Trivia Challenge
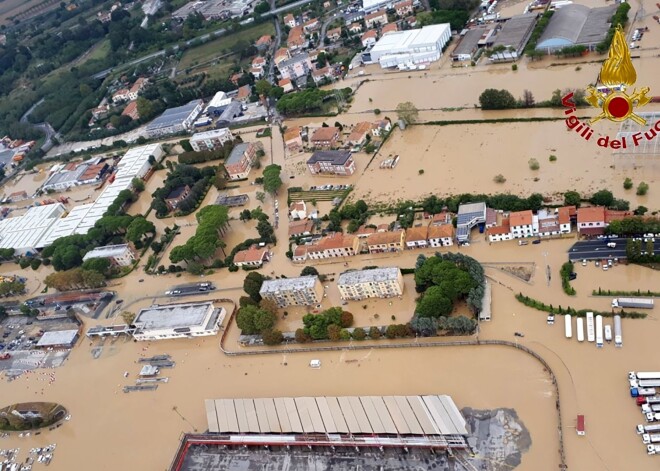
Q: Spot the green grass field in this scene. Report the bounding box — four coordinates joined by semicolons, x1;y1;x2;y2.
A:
178;23;275;70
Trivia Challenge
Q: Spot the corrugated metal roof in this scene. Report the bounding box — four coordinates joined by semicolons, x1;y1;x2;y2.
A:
205;400;219;433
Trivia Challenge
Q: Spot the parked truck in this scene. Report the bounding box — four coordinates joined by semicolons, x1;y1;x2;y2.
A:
576;317;584;342
642;403;660;414
605;324;612;342
647;444;660;455
614;315;622;347
564;314;572;338
630;372;660;381
595;315;604;348
632;387;657;397
586;312;595;342
646;412;660;422
640;380;660;388
643;433;660;444
612;298;654;309
637;423;660;434
637;395;660;405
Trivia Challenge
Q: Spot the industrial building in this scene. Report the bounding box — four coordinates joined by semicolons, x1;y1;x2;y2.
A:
452;27;495;61
146;100;204;138
0;204;66;256
489;14;537;61
36;330;79;348
259;276;323;308
82;244;136;267
337;267;403;301
366;24;451;68
204;91;233;115
362;0;396;12
202;394;468;444
535;4;617;53
190;128;234;152
132;301;225;341
41;161;109;192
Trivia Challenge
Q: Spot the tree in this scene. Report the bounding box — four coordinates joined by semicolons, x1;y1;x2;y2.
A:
351;328;366;340
256;191;265;203
624;177;633;190
257;219;275;242
385;325;398;339
369;326;381;339
395;102;419;125
564;190;581;207
634;205;648;216
243;271;266;302
126;217;155;243
479;88;517;110
410;316;439;336
131;177;145;192
236;305;276;334
416;286;453;318
295;328;311;343
259;298;279;315
121;311;136;325
300;266;319;277
637;182;649;196
590;189;614;207
327;324;342;341
81;257;111;275
262;164;282;194
262;328;283;345
522;89;535;108
340;311;354;327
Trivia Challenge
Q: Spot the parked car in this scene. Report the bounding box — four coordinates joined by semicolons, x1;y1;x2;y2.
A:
532;239;541;244
569;273;577;280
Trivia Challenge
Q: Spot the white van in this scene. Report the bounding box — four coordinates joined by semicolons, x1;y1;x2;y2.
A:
309;360;321;368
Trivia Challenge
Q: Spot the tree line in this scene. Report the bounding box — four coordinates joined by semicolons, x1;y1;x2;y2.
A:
151;164;215;217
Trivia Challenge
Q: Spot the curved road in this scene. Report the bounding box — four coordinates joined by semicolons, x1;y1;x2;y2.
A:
20;98;61;152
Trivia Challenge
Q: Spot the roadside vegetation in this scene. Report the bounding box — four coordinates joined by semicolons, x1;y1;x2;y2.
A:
515;293;647;318
593;288;660;297
559;261;576;296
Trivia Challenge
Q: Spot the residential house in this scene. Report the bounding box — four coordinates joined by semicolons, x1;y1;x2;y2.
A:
259;276;323;308
395;0;413;16
405;226;428;249
509;210;535;238
487;218;513;242
486;207;498;228
164;185;190;211
279;78;294;94
255;35;272;49
365;10;388;29
327;27;342;41
381;23;398;35
284;13;297;28
356;225;376;238
287;26;305;51
82;244;136;267
236;85;251;102
230;72;244;85
367;230;405;253
251;56;266;79
428;224;454;247
303;18;320;33
122;101;140;120
233;245;271;268
558;206;576;233
337;267;403;301
406;16;417;27
283;126;303;153
112;88;131;104
577;206;606;235
376;223;390;232
91;104;110;120
274;48;291;66
361;30;378;47
371;119;392;137
306;233;359;260
289;220;315;238
536;209;561;237
292;245;309;262
347;122;373;147
289;201;307;220
310;126;340;148
307;150;355;175
127;77;147;101
430;211;451;226
278;53;313;81
311;66;333;83
190;127;234;152
349;22;363;34
225;142;257;180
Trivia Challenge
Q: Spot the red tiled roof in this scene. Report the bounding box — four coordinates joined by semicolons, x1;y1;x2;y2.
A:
605;209;633;223
310;232;356;252
347;122;372;142
509;210;533;227
557;206;574;225
487;218;511;235
234;246;268;264
289;220;314;236
428;224;454;239
405;226;428;242
311;127;339;142
577;206;605;224
367;230;403;245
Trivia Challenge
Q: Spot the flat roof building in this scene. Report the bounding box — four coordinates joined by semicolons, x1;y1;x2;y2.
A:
82;243;136;267
36;329;79;348
489;14;537;61
132;301;225;341
452;27;494;61
307;150;356;176
536;4;616;53
259;276;323;308
146;100;203;138
456;202;487;242
0;203;65;256
204;91;233;115
338;267;403;301
367;24;451;68
190;128;234;152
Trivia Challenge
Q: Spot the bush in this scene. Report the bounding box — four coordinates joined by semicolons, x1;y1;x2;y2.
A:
637;182;649;196
493;174;506;183
351;328;366;340
369;326;382;339
418;169;424;175
512;64;518;71
30;259;42;270
559;261;576;296
528;158;540;170
549;155;557;162
374;108;381;115
623;177;633;190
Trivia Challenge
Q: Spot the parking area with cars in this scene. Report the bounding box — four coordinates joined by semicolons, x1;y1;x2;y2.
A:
165;282;216;297
568;236;660;261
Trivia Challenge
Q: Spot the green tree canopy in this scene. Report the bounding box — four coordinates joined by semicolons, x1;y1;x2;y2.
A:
479;89;517;110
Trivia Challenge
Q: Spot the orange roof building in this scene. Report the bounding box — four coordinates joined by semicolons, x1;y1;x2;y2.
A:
428;224;454;247
307;233;359;259
405;226;428;248
233;245;270;267
367;230;405;253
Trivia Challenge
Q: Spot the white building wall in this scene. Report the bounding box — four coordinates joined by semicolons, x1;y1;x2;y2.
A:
428;237;453;247
488;232;513;242
560;222;571;233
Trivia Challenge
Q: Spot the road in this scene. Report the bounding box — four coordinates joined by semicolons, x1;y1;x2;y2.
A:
20;98;62;151
165;282;216;297
264;0;315;17
567;237;660;261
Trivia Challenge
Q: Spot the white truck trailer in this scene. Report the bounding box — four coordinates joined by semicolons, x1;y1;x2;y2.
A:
614;315;622;347
595;315;604;348
586;311;595;342
564;314;572;338
643;433;660;444
648;444;660;455
640;380;660;388
637;423;660;434
576;317;584;342
612;298;654;309
631;372;660;381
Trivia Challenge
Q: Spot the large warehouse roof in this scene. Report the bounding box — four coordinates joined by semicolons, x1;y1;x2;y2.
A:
0;204;65;253
146;100;202;132
491;14;537;53
370;24;450;55
205;395;468;436
537;4;616;48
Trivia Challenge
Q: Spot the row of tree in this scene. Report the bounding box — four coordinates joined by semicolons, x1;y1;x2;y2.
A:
608;217;660;237
177;140;238;165
44;267;106;291
169;205;230;265
301;307;354;340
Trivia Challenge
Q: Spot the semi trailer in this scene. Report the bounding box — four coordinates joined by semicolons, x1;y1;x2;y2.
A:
614;315;622;347
595;315;604;348
576;317;584;342
637;423;660;434
565;314;572;338
612;298;654;309
586;312;595;342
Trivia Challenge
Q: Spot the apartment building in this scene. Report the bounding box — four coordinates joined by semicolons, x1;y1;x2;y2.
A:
509;210;535;238
306;233;359;260
367;230;405;253
259;276;323;308
225;142;257;180
337;267;403;301
428;224;454;247
307;150;355;175
190;128;234;152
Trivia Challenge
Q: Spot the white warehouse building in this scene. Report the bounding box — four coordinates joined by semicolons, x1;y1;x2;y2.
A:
132;301;225;341
367;24;451;68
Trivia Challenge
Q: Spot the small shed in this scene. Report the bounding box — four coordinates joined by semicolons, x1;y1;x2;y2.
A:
576;414;585;435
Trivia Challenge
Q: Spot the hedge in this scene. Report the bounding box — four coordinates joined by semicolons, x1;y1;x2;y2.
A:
515;293;646;318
